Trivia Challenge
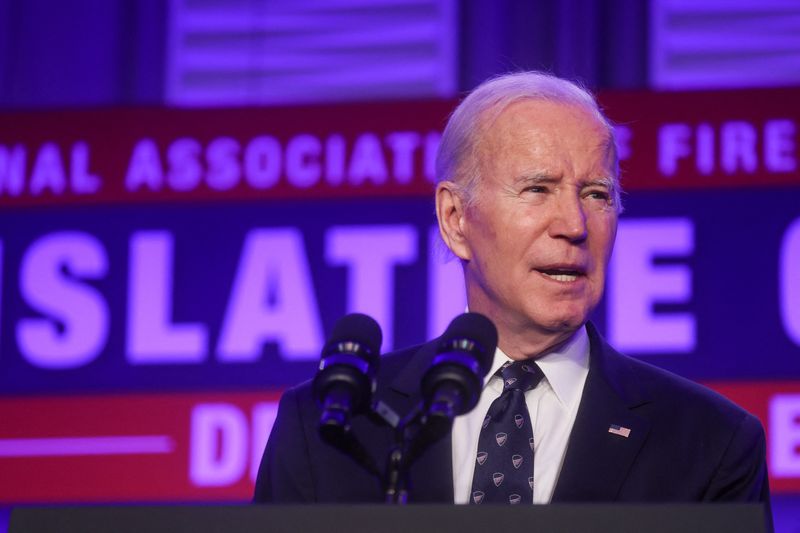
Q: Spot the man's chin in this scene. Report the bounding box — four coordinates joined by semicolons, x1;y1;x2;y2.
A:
530;311;588;335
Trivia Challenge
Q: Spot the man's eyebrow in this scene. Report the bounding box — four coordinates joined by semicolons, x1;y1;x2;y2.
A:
581;177;615;189
513;173;558;185
514;175;616;189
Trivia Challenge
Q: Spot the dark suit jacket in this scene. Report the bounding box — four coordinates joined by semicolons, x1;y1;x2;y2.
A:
254;323;771;525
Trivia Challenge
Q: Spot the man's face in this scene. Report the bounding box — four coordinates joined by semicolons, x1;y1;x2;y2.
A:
454;99;618;347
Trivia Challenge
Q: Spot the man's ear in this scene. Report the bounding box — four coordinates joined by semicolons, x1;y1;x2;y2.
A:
435;181;472;261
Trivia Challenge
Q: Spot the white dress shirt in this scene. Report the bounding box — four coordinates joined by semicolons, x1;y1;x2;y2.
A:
451;326;590;504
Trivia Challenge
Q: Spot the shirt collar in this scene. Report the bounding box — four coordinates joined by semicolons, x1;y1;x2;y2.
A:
486;325;590;410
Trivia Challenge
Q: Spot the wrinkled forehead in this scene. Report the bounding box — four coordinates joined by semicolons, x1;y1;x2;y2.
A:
474;98;618;174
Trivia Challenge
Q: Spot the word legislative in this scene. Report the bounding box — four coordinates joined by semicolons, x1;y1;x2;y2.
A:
2;217;799;371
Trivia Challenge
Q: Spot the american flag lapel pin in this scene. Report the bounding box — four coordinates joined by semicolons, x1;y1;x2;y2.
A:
608;424;631;438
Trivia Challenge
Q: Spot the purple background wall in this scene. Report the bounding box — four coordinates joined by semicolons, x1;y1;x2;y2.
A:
0;1;798;531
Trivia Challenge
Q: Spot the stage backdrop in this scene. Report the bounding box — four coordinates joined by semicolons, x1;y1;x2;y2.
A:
1;88;799;507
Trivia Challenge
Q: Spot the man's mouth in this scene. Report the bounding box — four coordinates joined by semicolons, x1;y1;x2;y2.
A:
536;267;586;282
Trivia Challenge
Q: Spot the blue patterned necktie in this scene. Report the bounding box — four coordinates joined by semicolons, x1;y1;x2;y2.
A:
470;360;544;504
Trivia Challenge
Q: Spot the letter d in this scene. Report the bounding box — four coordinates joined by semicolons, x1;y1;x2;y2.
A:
189;404;248;487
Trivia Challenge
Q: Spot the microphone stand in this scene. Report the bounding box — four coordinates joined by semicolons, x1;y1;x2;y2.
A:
318;374;475;504
384;427;409;504
383;403;454;504
317;401;437;504
320;399;437;504
382;404;421;504
318;379;467;504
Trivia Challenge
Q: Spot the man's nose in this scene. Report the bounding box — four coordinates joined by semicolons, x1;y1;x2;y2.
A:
547;192;588;242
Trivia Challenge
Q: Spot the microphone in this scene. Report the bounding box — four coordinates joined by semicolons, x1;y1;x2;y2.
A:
312;313;382;437
421;312;497;423
404;312;497;468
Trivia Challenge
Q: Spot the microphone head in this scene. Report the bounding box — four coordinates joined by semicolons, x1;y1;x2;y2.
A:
313;313;383;427
323;313;383;362
437;312;497;377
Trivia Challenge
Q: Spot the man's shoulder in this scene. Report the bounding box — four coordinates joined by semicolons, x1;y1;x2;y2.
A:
629;353;749;419
588;324;757;428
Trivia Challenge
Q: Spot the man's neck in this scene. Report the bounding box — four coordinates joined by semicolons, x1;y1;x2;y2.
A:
498;327;582;361
476;308;583;360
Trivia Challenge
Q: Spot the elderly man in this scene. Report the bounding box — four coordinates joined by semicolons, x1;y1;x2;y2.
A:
254;72;771;520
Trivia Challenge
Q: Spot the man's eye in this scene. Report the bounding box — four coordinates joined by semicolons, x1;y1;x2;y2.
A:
586;190;610;201
524;186;547;194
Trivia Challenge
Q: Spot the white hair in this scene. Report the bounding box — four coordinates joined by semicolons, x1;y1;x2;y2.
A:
435;71;622;211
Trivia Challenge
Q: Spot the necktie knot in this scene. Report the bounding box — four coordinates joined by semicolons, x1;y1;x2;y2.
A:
500;360;544;393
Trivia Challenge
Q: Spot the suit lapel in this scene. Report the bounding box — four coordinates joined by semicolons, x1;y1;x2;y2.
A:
372;341;455;503
552;323;651;502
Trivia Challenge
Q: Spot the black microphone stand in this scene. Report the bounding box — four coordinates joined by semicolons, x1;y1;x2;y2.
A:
383;398;459;504
318;400;435;504
384;428;409;504
383;404;423;504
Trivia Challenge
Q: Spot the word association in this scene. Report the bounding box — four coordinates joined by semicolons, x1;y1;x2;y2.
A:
0;131;442;198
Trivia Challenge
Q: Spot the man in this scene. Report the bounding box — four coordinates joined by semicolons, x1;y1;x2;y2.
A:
254;72;771;523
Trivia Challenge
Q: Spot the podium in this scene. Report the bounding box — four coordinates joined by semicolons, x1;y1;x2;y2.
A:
9;504;766;533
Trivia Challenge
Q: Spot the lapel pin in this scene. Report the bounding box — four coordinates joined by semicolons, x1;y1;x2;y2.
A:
608;424;631;438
